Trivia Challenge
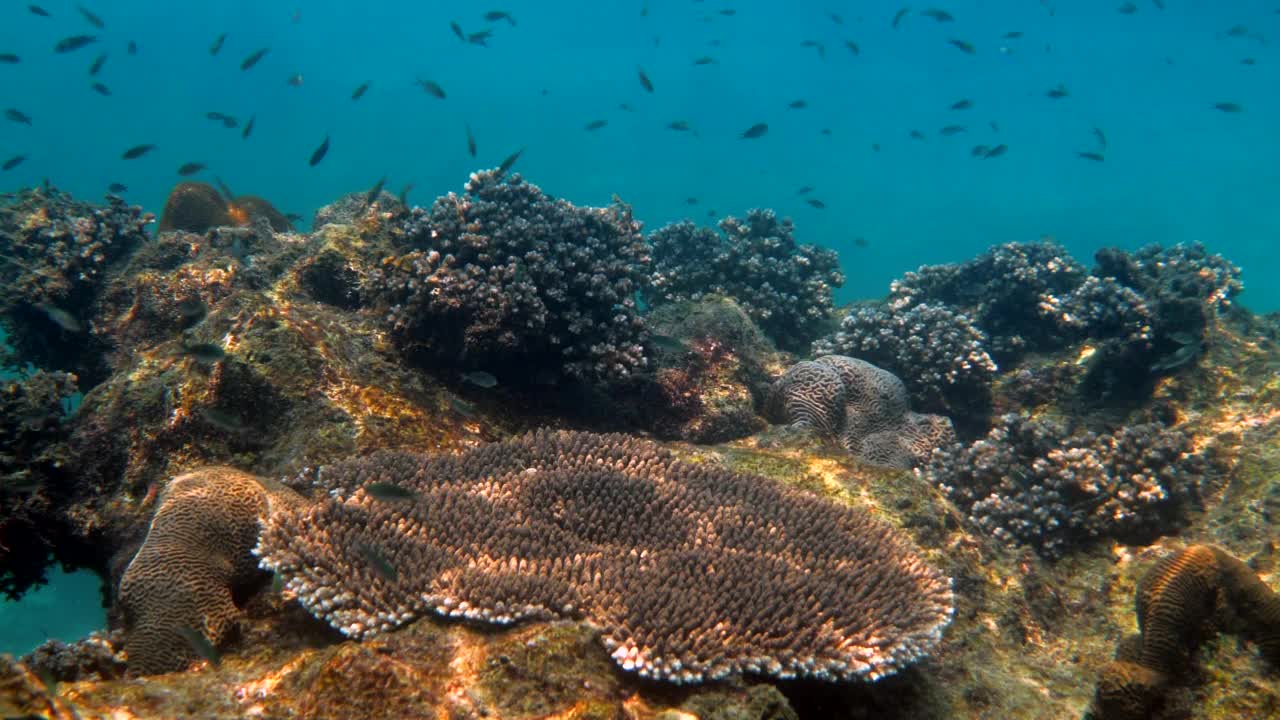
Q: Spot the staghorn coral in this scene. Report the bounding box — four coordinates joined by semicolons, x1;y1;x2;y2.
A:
927;414;1206;559
370;170;650;384
256;430;954;683
644;211;844;352
1090;544;1280;720
765;355;956;468
118;466;298;674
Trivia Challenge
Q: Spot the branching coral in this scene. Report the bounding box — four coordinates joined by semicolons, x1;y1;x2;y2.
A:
644;211;844;352
256;430;954;683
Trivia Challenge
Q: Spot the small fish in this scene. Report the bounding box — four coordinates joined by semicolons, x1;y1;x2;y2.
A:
241;114;255;139
584;119;608;131
740;122;768;139
209;33;227;56
693;55;717;65
286;73;304;87
1241;57;1256;65
351;82;370;101
909;129;926;140
0;54;19;64
1076;151;1105;162
175;626;221;668
1092;125;1107;150
198;407;245;433
90;82;111;95
854;236;869;248
417;78;446;98
950;98;972;110
54;35;98;53
667;120;692;132
484;10;516;25
356;543;397;581
29;5;51;17
1003;31;1023;39
309;134;330;166
970;144;989;157
650;334;688;353
1212;101;1242;113
989;120;1000;132
240;47;269;71
221;115;238;129
365;175;387;205
618;102;636;112
1047;84;1069;99
468;30;492;46
844;40;860;56
214;177;235;202
1225;25;1248;38
121;143;154;160
788;99;807;109
922;8;954;22
284;212;303;224
365;481;417;501
983;144;1007;158
939;124;966;135
3;155;27;171
1151;0;1164;8
450;21;465;41
128;40;137;55
800;39;826;58
821;127;833;136
948;38;975;54
37;303;81;332
177;162;206;176
497;147;524;175
461;370;499;388
892;7;910;28
797;186;814;195
176;298;206;320
182;342;226;363
88;53;106;75
806;198;826;209
685;197;699;205
826;9;844;24
5;109;33;125
638;67;654;92
719;8;736;15
77;4;105;28
1117;2;1137;14
465;123;477;156
107;182;127;193
206;111;228;122
448;395;478;417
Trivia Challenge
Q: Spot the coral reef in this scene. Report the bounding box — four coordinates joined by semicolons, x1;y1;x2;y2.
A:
926;414;1206;558
118;466;298;674
765;355;956;468
21;631;126;684
370;170;650;384
1090;544;1280;720
0;186;151;383
157;182;292;234
644;211;844;352
256;430;954;683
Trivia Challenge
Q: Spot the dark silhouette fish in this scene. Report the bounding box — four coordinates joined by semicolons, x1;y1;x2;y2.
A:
949;38;975;54
209;33;226;56
54;35;97;53
29;5;51;17
788;99;807;109
940;124;966;135
468;31;491;46
365;175;387;205
826;10;844;24
797;186;814;195
128;40;137;55
351;81;370;100
1047;84;1069;99
108;182;127;193
923;8;954;22
77;5;105;28
1117;2;1136;14
1003;31;1023;39
1092;126;1107;150
2;155;26;171
844;40;860;56
465;123;477;156
241;114;254;139
971;144;989;157
462;370;499;388
800;40;826;59
417;78;446;98
693;56;716;65
984;144;1008;158
121;144;154;159
398;183;414;206
806;199;826;209
0;54;20;64
450;21;465;41
497;147;524;175
892;7;910;28
240;47;269;71
1077;151;1105;162
175;627;221;668
667;120;692;131
88;53;106;75
741;122;768;139
365;481;416;501
910;129;926;140
584;119;608;131
950;98;972;110
177;162;206;176
90;82;110;96
1212;101;1243;112
638;67;654;92
5;109;33;125
309;134;330;166
484;10;516;25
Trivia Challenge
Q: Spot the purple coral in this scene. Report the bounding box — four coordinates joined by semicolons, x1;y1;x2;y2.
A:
644;210;844;352
370;171;650;383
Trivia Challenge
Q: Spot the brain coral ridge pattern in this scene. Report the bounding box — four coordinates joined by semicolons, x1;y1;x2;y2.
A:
1091;544;1280;720
255;430;954;684
118;467;280;675
765;355;956;469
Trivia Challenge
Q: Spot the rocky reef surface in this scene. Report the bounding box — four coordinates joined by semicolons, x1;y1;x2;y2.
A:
2;179;1280;720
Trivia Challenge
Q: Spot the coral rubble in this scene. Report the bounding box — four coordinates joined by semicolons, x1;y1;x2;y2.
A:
644;211;844;352
766;355;956;468
256;430;954;683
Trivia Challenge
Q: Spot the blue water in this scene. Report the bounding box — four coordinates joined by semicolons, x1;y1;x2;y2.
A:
1;1;1276;309
2;0;1278;651
0;567;106;655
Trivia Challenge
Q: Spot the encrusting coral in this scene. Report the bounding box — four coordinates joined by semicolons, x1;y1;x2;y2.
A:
765;355;956;468
118;466;298;675
1090;544;1280;720
256;429;954;683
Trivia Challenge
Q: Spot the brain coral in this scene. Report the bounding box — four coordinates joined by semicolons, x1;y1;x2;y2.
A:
118;466;291;674
765;355;956;468
256;430;953;683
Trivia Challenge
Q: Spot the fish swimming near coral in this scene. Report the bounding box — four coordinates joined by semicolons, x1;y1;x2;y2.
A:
364;481;417;501
496;147;524;175
121;143;155;159
461;370;499;388
175;626;221;669
3;155;28;171
309;134;330;167
36;303;82;332
465;123;477;156
177;162;206;177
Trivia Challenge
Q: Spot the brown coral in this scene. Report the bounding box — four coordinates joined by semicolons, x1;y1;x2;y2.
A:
256;430;954;683
1091;544;1280;719
156;182;234;233
117;466;295;674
